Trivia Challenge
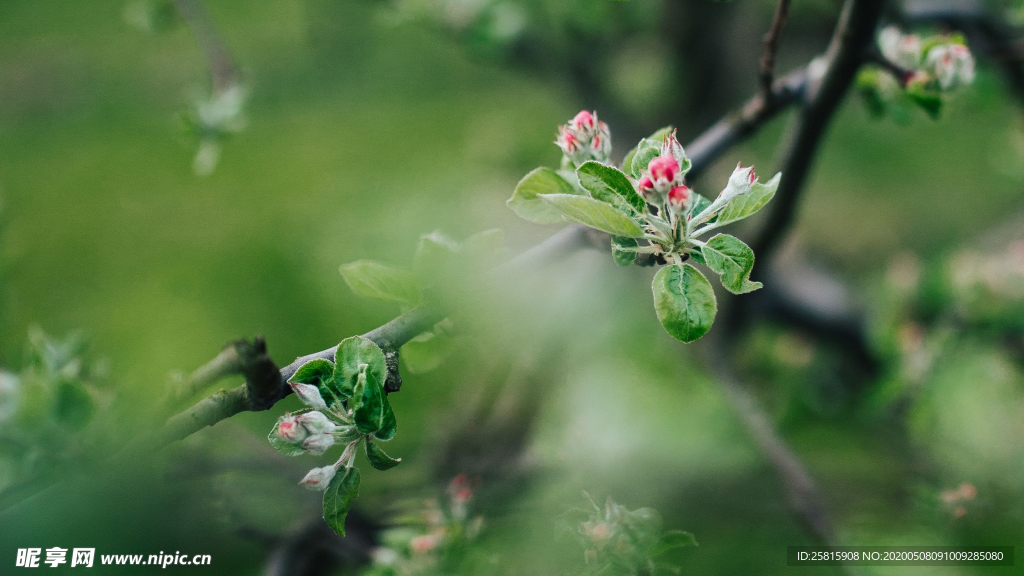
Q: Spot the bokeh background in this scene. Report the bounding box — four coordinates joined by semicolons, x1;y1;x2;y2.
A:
1;0;1024;574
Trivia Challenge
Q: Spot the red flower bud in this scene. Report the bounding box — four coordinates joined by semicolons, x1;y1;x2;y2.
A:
277;413;308;443
668;185;691;213
571;110;596;132
637;176;655;200
648;155;680;185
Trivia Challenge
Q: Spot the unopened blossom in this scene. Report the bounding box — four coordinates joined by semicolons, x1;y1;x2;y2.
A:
879;26;922;70
926;43;975;90
719;163;758;203
660;130;687;165
555;110;611;165
296;410;337;435
637;175;656;201
301;432;335;455
277;413;309;443
591;522;612;542
667;185;691;214
645;155;683;199
289;381;328;411
410;533;442;554
299;465;336;491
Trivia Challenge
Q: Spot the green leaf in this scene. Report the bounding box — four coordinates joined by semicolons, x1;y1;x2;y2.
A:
651;530;698;556
364;439;402;470
623;126;673;175
576;161;645;214
611;236;639;266
323;466;360;536
352;366;387;435
907;87;942;119
688;193;715;223
291;359;344;408
507;167;579;224
628;139;661;179
462;228;503;261
340;260;423;305
376;397;397;441
714;172;780;226
652;264;717;342
334;336;386;398
412;230;460;278
701;234;762;294
538;194;646;238
400;329;455;374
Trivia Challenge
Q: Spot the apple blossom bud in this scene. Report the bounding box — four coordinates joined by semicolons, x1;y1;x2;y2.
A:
719;163;757;203
591;522;611;542
660;130;686;165
556;127;579;155
571;110;596;133
878;26;922;70
298;465;336;491
926;43;975;91
296;411;337;435
410;534;441;554
648;155;679;183
667;185;691;214
301;432;335;455
277;413;309;443
637;176;656;201
289;381;328;411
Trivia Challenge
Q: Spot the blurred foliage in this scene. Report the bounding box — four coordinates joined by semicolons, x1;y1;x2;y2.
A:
0;0;1024;575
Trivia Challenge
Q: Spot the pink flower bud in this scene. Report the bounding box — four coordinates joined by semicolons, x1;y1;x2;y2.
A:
296;411;337;435
555;127;579;154
277;413;308;443
591;522;611;542
571;110;596;133
637;176;655;200
660;130;686;164
667;185;691;213
648;155;679;183
299;465;336;491
289;381;328;411
410;534;441;554
301;432;335;455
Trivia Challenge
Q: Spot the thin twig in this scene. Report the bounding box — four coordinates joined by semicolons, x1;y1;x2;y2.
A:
172;0;239;93
760;0;793;105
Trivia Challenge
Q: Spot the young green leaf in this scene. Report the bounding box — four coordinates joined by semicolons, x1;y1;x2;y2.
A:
652;264;717;342
611;236;639;266
412;230;460;278
713;173;780;226
537;194;646;238
576;161;646;214
507;167;579;224
323;466;360;536
339;260;423;305
364;439;401;470
628;139;661;179
291;359;344;408
376;396;398;441
334;336;387;398
622;126;674;175
400;329;455;374
352;366;386;435
701;234;762;294
651;530;698;556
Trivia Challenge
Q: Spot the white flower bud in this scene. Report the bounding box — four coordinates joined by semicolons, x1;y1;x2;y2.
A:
296;411;337;435
926;43;975;91
719;163;758;203
301;432;335;455
298;465;336;491
289;381;328;411
879;26;922;70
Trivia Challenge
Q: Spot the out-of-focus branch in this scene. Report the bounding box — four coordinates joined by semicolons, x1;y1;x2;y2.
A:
760;0;793;105
750;0;886;261
172;0;240;92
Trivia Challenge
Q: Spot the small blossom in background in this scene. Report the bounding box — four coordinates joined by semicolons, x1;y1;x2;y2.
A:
926;43;975;91
879;26;922;70
940;482;977;519
555;110;611;166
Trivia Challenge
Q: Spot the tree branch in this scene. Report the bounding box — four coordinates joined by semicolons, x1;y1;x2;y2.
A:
760;0;793;105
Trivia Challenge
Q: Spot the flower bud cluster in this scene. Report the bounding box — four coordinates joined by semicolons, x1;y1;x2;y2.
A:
877;26;975;92
276;410;339;455
637;132;691;213
555;110;612;166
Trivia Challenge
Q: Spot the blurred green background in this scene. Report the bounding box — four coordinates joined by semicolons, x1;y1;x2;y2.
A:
1;0;1024;574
